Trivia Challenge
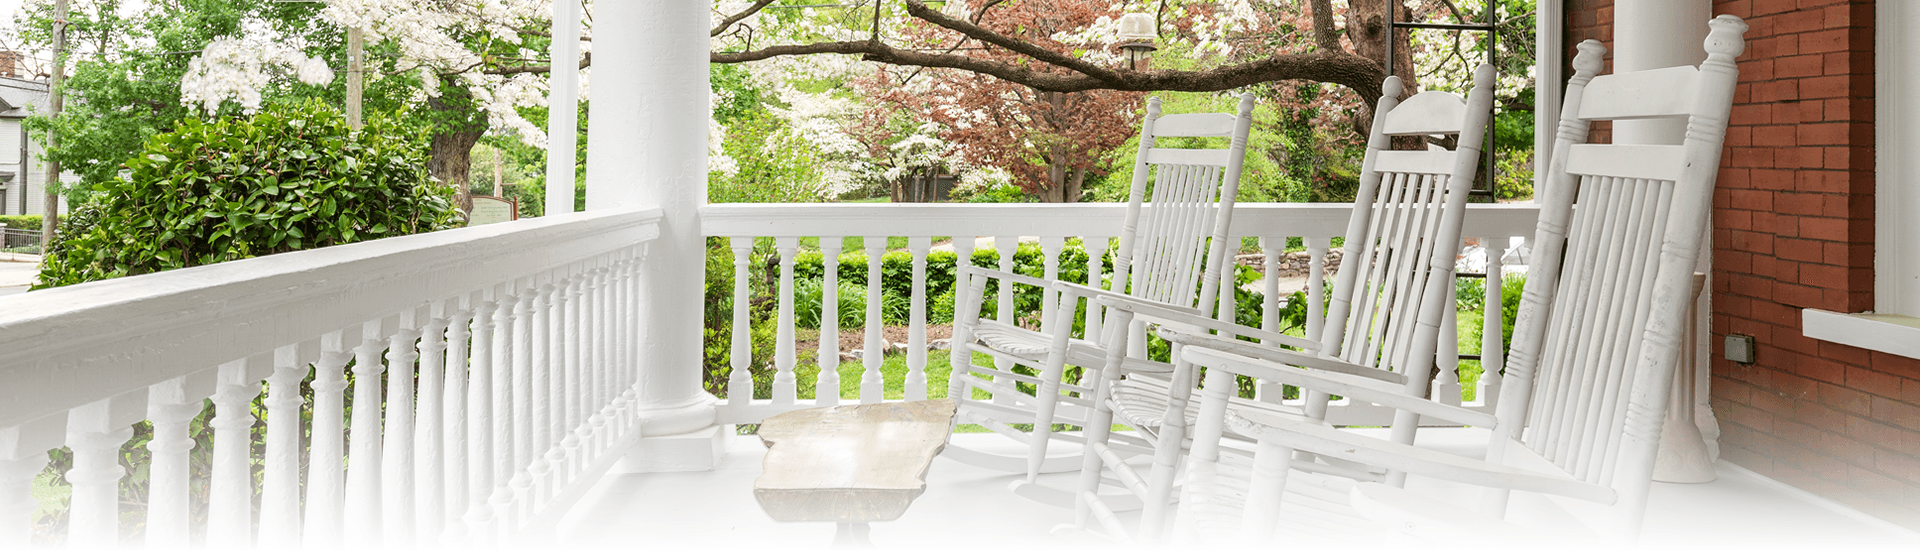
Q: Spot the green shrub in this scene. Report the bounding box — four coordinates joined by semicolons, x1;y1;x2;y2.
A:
0;214;41;231
35;101;458;288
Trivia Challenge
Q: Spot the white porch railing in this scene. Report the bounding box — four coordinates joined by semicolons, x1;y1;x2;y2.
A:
0;206;661;547
703;203;1540;427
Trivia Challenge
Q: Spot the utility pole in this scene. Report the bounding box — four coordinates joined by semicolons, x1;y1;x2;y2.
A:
346;27;363;129
39;0;68;246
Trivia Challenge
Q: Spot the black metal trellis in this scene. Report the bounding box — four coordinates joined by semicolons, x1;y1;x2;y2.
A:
1384;2;1501;199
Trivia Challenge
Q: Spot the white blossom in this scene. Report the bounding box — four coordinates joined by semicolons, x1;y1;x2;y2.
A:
180;38;336;115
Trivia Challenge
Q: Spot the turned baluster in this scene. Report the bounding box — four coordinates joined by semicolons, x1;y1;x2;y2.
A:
209;359;259;547
548;276;576;488
384;313;423;543
727;238;755;411
945;236;977;401
1481;237;1508;404
861;236;886;403
0;432;46;549
65;399;132;548
462;296;499;538
489;285;519;534
773;237;799;405
346;320;389;544
906;236;931;401
993;235;1018;404
567;269;591;476
143;378;198;548
587;263;611;456
440;301;474;543
261;346;309;548
819;238;843;405
510;278;537;524
305;331;353;547
531;280;557;507
416;304;452;544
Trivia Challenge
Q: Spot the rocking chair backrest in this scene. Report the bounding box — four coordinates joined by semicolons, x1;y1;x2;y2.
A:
1323;66;1497;392
1492;16;1746;534
1111;94;1257;318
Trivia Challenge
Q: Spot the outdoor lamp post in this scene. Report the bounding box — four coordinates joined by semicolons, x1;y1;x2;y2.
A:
1117;13;1156;70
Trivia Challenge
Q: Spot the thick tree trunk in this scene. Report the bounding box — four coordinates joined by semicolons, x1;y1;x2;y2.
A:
425;81;489;219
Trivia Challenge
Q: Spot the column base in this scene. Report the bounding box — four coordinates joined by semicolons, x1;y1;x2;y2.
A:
613;424;732;473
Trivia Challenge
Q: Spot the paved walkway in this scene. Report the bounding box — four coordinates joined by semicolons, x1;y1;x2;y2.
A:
0;257;40;296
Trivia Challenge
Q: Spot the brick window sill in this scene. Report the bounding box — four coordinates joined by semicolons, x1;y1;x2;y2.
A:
1802;309;1920;360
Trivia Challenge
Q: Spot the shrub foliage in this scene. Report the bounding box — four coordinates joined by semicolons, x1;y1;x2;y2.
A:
37;102;458;288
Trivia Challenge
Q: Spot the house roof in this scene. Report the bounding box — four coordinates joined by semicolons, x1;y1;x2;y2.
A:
0;76;49;119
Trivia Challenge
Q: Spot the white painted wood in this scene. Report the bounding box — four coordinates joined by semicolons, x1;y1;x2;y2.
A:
0;446;46;548
1143;148;1233;166
1580;65;1701;121
1380;90;1470;135
819;239;842;406
0;207;662;431
907;237;931;402
774;237;799;406
729;238;755;410
701;203;1537;242
346;319;389;544
1372;150;1460;175
143;378;198;549
1482;238;1508;406
440;303;473;543
463;297;498;537
1880;1;1920;317
1803;310;1920;361
529;283;555;510
209;359;258;547
1565;144;1686;180
508;281;536;526
864;237;886;403
306;332;353;548
1149;112;1238;137
65;399;131;549
261;345;307;548
384;313;423;544
1171;20;1748;544
415;305;452;544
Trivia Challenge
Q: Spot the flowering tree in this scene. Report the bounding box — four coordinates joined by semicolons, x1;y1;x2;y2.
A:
174;0;589;212
847;0;1140;203
712;0;1426;115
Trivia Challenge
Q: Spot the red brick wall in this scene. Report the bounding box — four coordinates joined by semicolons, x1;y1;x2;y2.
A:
1566;0;1920;528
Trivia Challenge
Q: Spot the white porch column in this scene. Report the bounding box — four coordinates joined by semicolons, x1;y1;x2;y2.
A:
1613;0;1711;145
584;1;719;442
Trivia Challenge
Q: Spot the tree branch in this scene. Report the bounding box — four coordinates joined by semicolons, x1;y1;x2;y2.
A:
480;51;592;75
900;0;1122;84
712;0;777;37
714;39;1382;102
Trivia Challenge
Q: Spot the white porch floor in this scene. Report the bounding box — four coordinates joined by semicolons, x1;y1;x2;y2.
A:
559;429;1920;549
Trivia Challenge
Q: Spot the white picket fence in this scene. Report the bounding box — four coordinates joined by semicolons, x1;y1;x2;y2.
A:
0;207;661;547
703;203;1541;427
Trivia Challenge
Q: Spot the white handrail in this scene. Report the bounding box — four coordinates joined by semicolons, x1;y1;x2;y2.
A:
0;206;661;547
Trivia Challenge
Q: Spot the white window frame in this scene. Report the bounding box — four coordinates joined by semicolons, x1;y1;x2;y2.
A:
1803;1;1920;360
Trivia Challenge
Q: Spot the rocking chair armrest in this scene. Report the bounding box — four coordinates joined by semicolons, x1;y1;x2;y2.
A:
1153;325;1401;385
1224;408;1618;506
957;264;1054;290
1180;345;1495;429
1075;289;1319;351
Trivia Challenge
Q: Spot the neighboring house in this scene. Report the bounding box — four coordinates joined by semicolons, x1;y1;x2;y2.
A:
0;76;76;217
1568;0;1919;529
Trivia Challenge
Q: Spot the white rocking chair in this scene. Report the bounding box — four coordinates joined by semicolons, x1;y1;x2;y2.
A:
1172;16;1746;546
1054;65;1500;543
942;94;1268;477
